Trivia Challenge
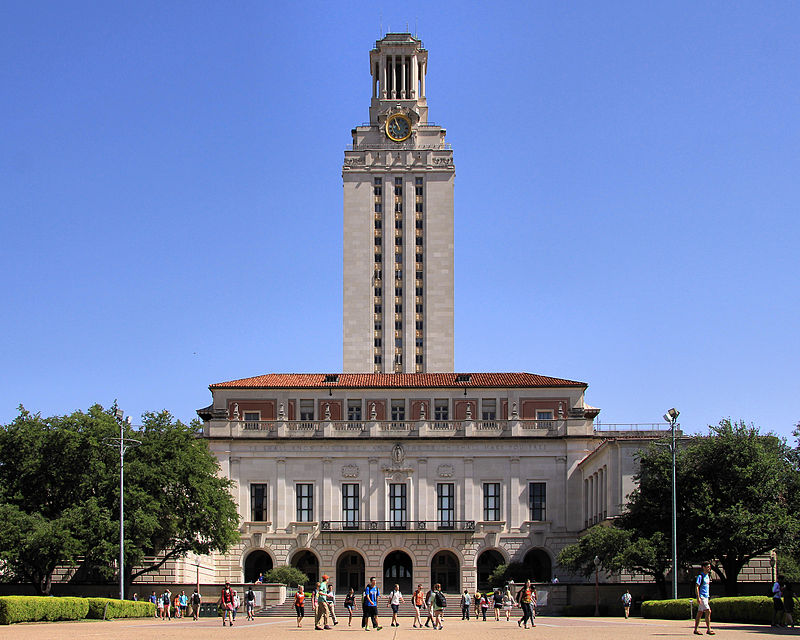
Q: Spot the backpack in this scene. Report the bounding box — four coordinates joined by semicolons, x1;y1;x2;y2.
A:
434;591;446;608
192;593;201;605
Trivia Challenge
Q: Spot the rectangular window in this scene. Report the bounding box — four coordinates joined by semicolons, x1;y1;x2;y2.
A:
395;219;403;229
537;410;554;421
243;411;260;429
415;253;423;262
437;483;455;529
415;354;423;364
299;400;314;421
395;321;402;330
416;236;423;246
434;399;449;421
481;399;497;421
374;320;382;332
415;202;423;213
375;235;382;246
529;482;546;521
391;399;405;422
395;287;402;296
395;235;402;244
374;355;382;364
415;303;423;313
347;400;362;422
374;337;382;347
416;321;423;330
395;304;402;313
251;483;268;522
296;483;313;522
395;337;402;348
483;482;501;521
415;271;423;280
389;483;407;529
415;337;423;347
374;304;382;313
415;177;423;185
342;483;360;528
415;218;423;229
395;269;403;280
375;202;382;213
415;287;423;296
395;253;402;263
374;218;382;229
375;253;382;263
415;185;423;196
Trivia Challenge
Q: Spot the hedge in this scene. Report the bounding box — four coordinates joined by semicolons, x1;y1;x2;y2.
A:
87;598;155;620
642;596;773;623
0;596;89;625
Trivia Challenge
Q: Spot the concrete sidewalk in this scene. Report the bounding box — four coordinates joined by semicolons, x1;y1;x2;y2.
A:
0;615;789;640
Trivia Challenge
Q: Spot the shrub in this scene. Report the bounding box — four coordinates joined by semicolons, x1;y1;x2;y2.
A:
0;596;89;625
642;596;773;623
641;598;694;619
264;565;309;587
86;598;155;620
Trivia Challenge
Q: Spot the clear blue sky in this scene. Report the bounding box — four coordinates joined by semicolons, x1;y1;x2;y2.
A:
2;1;798;439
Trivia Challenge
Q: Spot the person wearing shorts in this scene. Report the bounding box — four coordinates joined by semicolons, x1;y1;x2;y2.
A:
492;588;503;621
294;585;306;628
219;582;234;627
387;584;404;627
694;562;714;635
362;576;382;630
344;588;356;626
412;584;425;628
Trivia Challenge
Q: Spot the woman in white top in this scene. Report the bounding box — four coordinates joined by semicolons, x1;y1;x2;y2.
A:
387;584;405;627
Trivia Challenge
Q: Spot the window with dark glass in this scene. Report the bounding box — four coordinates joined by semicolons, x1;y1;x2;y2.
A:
347;400;362;422
437;483;454;528
434;400;448;421
251;483;268;521
483;483;501;521
529;483;546;521
391;400;405;421
296;483;313;522
389;483;407;528
343;483;359;527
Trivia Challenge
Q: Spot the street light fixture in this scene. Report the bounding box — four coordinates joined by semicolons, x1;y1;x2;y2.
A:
104;404;141;601
594;555;601;616
663;407;680;600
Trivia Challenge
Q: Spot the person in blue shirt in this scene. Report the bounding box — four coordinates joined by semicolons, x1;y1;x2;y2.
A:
361;576;383;631
693;561;714;635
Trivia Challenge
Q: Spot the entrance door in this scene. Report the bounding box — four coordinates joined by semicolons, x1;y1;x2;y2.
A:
336;551;366;593
430;551;459;592
292;550;320;586
383;550;413;594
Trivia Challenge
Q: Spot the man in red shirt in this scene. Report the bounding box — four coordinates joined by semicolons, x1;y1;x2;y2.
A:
219;581;235;627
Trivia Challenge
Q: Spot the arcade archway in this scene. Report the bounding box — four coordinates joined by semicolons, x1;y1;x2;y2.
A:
476;549;504;591
523;548;552;582
430;550;460;592
337;550;366;594
244;550;273;583
292;550;319;586
383;550;413;594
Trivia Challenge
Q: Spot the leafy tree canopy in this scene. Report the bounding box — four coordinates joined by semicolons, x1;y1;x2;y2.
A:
0;404;240;594
264;566;309;587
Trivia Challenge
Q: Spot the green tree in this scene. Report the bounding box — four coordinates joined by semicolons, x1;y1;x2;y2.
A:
0;405;240;594
264;566;309;587
624;419;800;595
556;525;629;576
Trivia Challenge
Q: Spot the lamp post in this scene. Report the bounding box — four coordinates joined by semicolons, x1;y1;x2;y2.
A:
770;554;776;584
663;408;680;600
594;555;601;616
105;405;141;601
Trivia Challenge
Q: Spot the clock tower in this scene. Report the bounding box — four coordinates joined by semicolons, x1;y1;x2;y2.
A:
343;33;455;374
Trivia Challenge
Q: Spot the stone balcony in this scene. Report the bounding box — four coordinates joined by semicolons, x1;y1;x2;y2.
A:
206;417;593;438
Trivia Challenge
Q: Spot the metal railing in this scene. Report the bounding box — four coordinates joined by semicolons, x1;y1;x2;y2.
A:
321;520;475;532
593;423;672;432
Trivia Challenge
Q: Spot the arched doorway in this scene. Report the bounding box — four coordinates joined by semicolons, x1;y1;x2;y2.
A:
292;550;319;586
476;549;504;591
337;551;365;594
430;551;459;592
383;550;413;594
244;550;273;583
523;548;552;582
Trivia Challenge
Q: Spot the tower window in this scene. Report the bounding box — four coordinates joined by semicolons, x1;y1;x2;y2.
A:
395;321;402;330
415;177;423;185
374;218;381;229
375;253;382;263
374;355;382;364
415;271;423;280
416;321;423;330
395;236;402;245
395;253;402;263
416;237;423;246
395;219;402;229
415;203;423;212
374;338;382;347
415;254;423;263
375;236;382;246
374;287;381;296
415;354;423;364
395;304;402;313
395;287;402;296
395;177;402;185
374;304;382;313
375;203;382;213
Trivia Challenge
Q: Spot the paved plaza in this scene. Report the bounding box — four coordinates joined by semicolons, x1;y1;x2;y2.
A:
0;616;794;640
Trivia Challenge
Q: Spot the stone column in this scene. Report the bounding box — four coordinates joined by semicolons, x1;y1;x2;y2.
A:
276;459;286;529
390;55;396;98
322;458;333;522
411;54;418;98
381;56;387;99
464;458;474;522
417;458;428;522
420;61;426;97
509;458;520;531
368;458;379;522
401;56;406;99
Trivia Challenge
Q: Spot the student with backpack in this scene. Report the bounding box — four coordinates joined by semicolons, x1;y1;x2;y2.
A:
387;583;404;627
412;584;425;628
431;583;446;630
460;589;471;620
191;589;202;621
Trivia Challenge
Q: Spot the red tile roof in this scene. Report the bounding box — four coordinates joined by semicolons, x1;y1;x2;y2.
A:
210;372;586;390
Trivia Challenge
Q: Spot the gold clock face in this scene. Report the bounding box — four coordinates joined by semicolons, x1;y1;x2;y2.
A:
385;113;412;142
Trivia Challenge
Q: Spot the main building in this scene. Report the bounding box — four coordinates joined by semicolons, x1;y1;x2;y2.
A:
194;34;660;597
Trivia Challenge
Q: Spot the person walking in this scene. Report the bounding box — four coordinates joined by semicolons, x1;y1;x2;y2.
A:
621;589;632;619
480;592;489;620
693;561;714;635
328;581;339;625
232;590;240;621
219;581;235;627
162;589;172;621
344;588;356;626
315;574;333;630
460;589;471;620
245;586;256;621
516;580;534;629
783;580;795;629
191;589;201;621
473;589;481;620
294;585;306;628
431;583;446;630
424;586;435;627
362;576;382;631
493;588;503;621
773;574;786;627
387;583;404;627
502;587;514;621
412;584;425;628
